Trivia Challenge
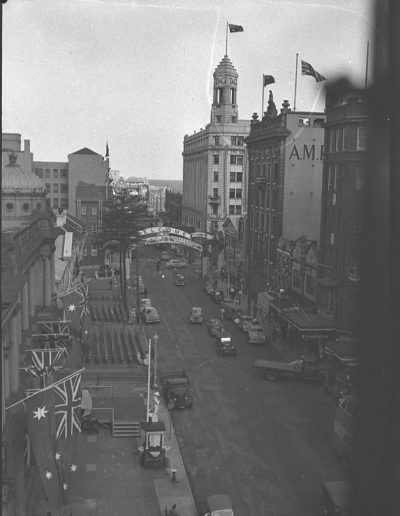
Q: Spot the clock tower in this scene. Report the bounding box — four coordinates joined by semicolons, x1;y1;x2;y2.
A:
211;55;239;124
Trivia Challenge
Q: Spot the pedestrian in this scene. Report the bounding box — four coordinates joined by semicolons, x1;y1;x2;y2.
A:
109;278;113;290
220;308;225;321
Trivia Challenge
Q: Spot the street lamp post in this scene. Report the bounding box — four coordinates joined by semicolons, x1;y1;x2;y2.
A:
153;331;159;389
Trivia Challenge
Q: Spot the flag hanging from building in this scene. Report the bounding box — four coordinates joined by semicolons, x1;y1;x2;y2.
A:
301;60;327;82
58;281;91;335
25;348;65;378
263;75;275;87
35;320;71;336
229;23;244;32
55;370;82;439
25;386;65;507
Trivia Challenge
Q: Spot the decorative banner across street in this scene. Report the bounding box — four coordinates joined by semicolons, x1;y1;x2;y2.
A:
138;226;192;240
141;235;202;252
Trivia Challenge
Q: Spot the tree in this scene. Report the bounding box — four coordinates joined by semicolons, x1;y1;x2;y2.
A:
98;188;149;305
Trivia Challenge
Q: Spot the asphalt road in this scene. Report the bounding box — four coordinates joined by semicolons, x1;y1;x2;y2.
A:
136;247;346;516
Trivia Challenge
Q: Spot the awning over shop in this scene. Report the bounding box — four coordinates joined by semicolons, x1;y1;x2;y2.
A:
55;257;68;282
280;309;337;332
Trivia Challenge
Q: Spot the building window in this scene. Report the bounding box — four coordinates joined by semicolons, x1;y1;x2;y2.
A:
229;189;235;199
330;232;335;245
213;155;219;165
235;206;242;215
212;205;218;215
236;172;243;182
231;88;236;104
231;116;237;123
35;168;43;178
45;169;51;178
214;136;220;146
92;224;98;234
313;118;324;127
53;169;59;179
60;198;68;209
216;115;222;123
60;184;68;193
229;205;235;215
92;206;98;215
45;183;51;191
235;189;242;198
45;198;51;208
230;172;236;181
6;203;13;211
298;118;310;126
91;244;97;257
231;136;238;145
81;205;87;215
230;155;243;165
336;129;342;151
213;171;219;182
53;184;59;193
355;167;365;191
329;130;335;152
213;188;218;197
217;88;223;104
273;163;279;182
60;169;68;178
357;126;367;150
53;198;59;208
341;127;346;150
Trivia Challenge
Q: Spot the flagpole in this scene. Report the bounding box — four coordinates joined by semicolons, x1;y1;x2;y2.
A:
226;22;228;55
293;53;299;111
261;75;265;118
5;368;85;410
364;41;370;89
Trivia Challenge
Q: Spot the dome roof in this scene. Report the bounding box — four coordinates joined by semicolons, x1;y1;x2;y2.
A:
2;152;46;194
214;55;238;78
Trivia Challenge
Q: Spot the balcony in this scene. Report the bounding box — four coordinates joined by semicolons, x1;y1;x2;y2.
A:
208;195;221;205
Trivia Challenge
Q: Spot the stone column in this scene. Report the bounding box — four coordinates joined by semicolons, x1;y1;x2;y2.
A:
21;281;29;330
10;314;19;393
44;257;51;306
50;250;56;298
28;266;35;318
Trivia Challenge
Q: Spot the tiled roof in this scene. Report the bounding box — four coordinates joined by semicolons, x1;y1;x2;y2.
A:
70;147;100;156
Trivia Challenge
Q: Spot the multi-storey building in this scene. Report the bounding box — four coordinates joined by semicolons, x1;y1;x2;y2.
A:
182;55;250;234
33;160;69;210
245;94;325;308
317;89;368;332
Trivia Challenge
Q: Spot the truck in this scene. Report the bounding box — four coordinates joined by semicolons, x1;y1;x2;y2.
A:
159;370;193;409
253;357;334;382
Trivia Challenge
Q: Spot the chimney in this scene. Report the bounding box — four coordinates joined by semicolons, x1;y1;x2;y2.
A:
24;139;30;152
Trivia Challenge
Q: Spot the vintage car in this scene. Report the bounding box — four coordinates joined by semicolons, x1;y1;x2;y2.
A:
140;298;152;312
211;290;224;303
160;370;193;409
214;331;237;356
139;421;167;469
166;259;186;269
203;282;215;295
175;274;185;286
248;324;266;344
190;307;203;324
141;307;160;324
319;481;349;516
207;318;223;336
237;315;254;333
204;494;234;516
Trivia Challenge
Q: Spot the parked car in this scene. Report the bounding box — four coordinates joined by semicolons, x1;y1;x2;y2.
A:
166;259;186;269
190;307;203;324
141;307;160;323
140;298;152;312
211;290;224;303
214;330;237;356
204;494;234;516
175;274;185;286
160;370;193;409
248;324;266;344
207;318;223;336
203;282;215;295
160;251;170;261
237;315;254;333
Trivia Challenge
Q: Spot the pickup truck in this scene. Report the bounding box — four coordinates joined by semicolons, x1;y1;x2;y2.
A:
253;358;333;382
159;370;193;409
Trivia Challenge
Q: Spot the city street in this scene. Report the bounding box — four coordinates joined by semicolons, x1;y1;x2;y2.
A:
136;247;346;516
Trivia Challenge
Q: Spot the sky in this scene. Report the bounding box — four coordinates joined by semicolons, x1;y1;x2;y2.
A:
3;0;375;180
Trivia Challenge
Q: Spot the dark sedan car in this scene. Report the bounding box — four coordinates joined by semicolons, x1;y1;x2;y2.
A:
211;290;224;303
206;318;223;336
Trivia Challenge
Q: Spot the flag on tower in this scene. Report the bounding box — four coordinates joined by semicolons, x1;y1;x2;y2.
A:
263;75;275;87
229;24;244;32
105;142;109;157
301;60;327;82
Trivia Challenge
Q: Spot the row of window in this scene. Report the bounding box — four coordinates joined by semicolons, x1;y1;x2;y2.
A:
253;162;279;181
213;136;244;146
328;125;367;152
35;168;68;179
45;198;68;209
298;117;324;127
212;171;243;182
327;165;365;192
213;154;244;165
81;205;98;216
214;115;237;124
45;183;68;193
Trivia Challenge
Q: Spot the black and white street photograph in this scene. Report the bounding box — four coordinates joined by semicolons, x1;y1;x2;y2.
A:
2;1;397;515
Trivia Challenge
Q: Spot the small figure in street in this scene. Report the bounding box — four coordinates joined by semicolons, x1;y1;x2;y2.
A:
220;308;225;321
170;468;178;483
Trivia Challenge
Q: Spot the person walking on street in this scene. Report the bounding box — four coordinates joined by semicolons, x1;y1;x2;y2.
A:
220;307;225;321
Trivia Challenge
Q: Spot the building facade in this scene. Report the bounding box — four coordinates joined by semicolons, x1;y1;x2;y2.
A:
33;161;69;210
317;90;368;331
245;95;325;306
182;55;250;234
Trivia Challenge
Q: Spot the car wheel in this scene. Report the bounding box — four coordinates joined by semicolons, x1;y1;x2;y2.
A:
266;370;278;381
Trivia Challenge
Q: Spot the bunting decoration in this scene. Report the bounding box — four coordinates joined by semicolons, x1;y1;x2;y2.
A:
35;320;71;336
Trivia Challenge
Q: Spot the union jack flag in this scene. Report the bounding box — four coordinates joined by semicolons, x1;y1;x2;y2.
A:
33;334;71;357
55;371;82;439
25;348;65;377
35;320;71;336
76;283;90;319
